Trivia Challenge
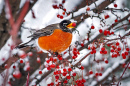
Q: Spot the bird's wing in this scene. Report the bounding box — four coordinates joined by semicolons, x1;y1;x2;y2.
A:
28;23;60;40
16;24;60;49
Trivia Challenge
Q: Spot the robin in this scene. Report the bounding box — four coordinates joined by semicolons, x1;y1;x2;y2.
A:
17;20;76;53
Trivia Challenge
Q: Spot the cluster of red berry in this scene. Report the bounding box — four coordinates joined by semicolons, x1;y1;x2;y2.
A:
47;66;85;86
72;47;80;59
110;42;121;58
52;0;68;19
88;45;96;54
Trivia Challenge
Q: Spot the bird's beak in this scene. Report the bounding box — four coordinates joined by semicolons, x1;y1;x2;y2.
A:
66;23;76;29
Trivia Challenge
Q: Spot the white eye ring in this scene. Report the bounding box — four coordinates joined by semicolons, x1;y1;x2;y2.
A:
63;23;67;26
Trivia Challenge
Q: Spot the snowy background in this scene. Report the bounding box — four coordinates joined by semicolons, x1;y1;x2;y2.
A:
0;0;130;86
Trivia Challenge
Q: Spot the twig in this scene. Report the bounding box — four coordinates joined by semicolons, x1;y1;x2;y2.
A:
117;61;130;86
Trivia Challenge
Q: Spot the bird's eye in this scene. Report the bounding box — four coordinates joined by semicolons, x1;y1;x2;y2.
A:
63;23;67;26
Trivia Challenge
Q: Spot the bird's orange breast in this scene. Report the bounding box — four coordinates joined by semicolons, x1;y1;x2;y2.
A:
38;29;72;53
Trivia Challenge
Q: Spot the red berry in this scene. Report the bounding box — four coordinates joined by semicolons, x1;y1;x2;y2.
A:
75;80;80;84
114;4;117;8
57;14;60;18
73;51;77;55
81;66;84;70
126;48;129;51
68;68;72;72
62;72;67;76
101;47;105;51
56;65;60;69
116;42;119;46
115;19;118;22
122;56;126;59
99;29;103;33
91;51;94;54
63;8;66;11
82;79;86;83
53;58;57;62
122;53;125;57
104;30;108;36
62;0;65;3
104;59;108;64
4;64;8;69
55;75;59;79
50;64;55;68
86;7;90;11
107;31;110;35
93;49;96;53
20;59;23;63
72;56;76;59
46;59;50;63
47;66;51;70
59;4;63;8
13;65;16;69
100;51;103;54
95;72;99;76
111;49;114;52
66;75;71;79
64;80;68;83
39;70;42;74
111;31;114;34
111;45;115;49
58;70;61;74
72;73;76;76
63;68;67;72
13;72;21;79
99;73;102;76
52;5;58;9
117;47;121;51
125;51;128;55
104;50;107;54
91;25;95;29
73;48;77;51
58;57;63;60
72;23;76;27
89;70;93;74
49;57;53;61
107;44;111;47
60;15;63;19
104;14;109;19
81;43;84;47
62;12;65;15
50;82;54;85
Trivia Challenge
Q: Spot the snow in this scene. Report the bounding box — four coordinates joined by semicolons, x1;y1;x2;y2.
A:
0;0;4;14
0;38;13;65
0;0;130;85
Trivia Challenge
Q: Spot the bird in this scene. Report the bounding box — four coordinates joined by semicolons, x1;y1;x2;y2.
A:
16;20;76;54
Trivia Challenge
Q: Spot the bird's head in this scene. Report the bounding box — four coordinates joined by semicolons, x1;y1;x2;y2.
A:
59;20;76;32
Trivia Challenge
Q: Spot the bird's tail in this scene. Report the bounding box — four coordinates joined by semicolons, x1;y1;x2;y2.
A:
15;39;33;49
